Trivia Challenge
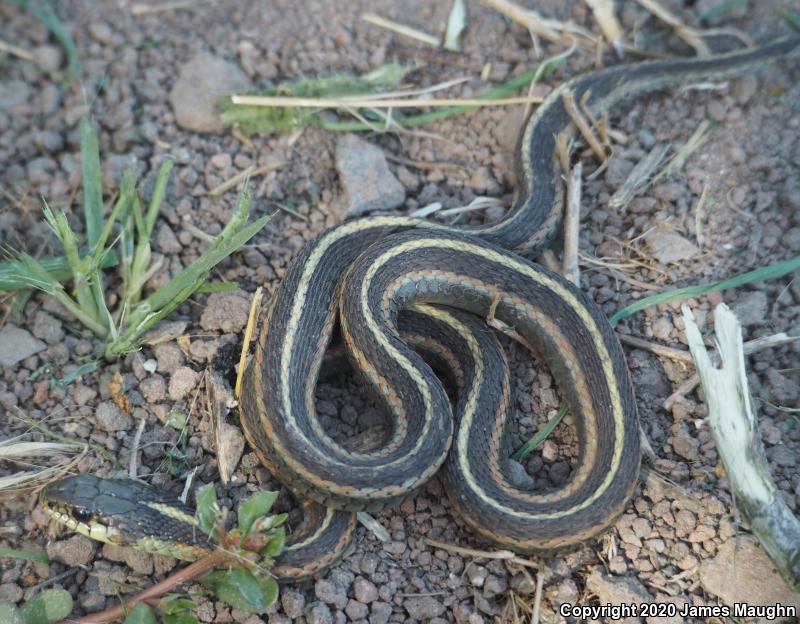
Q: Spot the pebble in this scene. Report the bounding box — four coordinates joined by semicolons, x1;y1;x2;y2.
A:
168;366;200;400
153;343;184;373
345;599;368;620
369;601;392;624
140;375;166;403
767;444;796;468
307;602;334;624
169;53;251;133
315;579;348;609
199;291;251;333
31;310;64;344
33;44;63;72
731;291;768;327
0;583;23;603
404;596;445;620
335;134;405;215
46;535;96;566
280;589;305;618
0;80;31;109
155;222;183;254
766;369;799;404
732;74;758;105
644;230;700;264
353;578;378;603
95;400;132;432
89;21;115;44
505;458;535;488
0;324;46;366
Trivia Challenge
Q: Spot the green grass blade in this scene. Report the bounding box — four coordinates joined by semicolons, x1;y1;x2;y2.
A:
0;251;117;291
144;159;174;237
320;58;566;132
93;166;136;265
81;117;104;251
512;403;568;462
784;9;800;30
698;0;748;22
19;0;81;83
0;546;49;564
609;255;800;327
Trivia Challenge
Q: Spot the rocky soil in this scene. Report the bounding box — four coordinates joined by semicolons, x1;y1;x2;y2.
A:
1;1;799;623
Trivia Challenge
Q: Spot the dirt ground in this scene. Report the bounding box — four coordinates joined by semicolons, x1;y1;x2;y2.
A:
1;1;799;623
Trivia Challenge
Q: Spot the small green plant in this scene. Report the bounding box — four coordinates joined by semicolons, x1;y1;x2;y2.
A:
0;589;73;624
0;117;270;360
119;486;286;623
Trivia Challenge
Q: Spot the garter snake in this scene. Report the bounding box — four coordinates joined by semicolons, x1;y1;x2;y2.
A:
41;37;800;579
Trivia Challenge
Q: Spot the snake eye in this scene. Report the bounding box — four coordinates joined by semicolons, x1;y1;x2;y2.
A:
71;508;92;523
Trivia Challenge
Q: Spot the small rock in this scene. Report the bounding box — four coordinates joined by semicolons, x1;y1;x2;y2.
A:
0;582;23;603
767;444;795;468
95;401;132;432
467;564;488;587
404;596;445;620
315;579;348;609
505;459;535;489
731;291;768;327
32;310;64;345
33;45;63;73
169;53;251;133
46;535;96;566
124;549;153;575
280;589;305;618
0;324;46;366
0;80;31;109
89;22;114;44
153;343;184;373
155;223;183;254
345;599;369;620
645;229;700;264
483;574;508;598
335;134;405;215
140;375;167;403
353;578;378;603
732;74;758;105
199;291;250;333
370;601;392;624
169;367;200;401
699;537;800;612
307;602;333;624
585;568;651;622
766;369;799;404
672;428;699;461
605;155;635;190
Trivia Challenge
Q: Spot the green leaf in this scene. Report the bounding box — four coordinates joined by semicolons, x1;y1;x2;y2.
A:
122;603;157;624
512;403;569;462
258;576;278;609
609;255;800;327
19;589;73;624
237;491;278;534
0;251;118;292
80;118;104;252
0;602;24;624
20;0;81;83
261;526;285;558
195;281;240;294
159;596;197;615
54;361;98;387
201;568;265;613
165;409;188;430
144;159;174;237
195;483;219;535
0;547;49;564
163;613;199;624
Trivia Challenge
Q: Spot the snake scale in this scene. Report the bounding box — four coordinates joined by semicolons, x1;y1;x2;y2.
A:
42;36;800;579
